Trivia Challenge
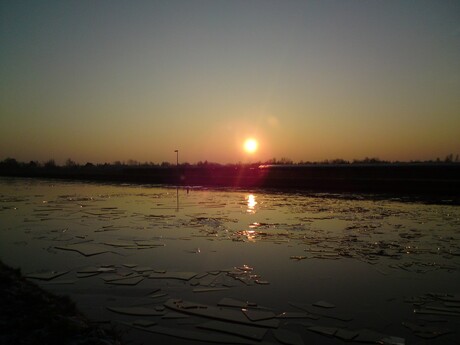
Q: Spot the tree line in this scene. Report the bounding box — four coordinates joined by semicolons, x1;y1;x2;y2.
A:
1;153;459;171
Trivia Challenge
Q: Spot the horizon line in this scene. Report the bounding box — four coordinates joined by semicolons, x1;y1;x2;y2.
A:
1;154;460;168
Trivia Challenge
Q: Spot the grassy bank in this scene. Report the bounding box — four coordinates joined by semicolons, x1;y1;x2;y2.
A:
0;260;121;345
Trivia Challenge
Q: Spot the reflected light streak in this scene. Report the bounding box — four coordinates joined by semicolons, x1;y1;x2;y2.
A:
246;194;257;213
242;231;257;241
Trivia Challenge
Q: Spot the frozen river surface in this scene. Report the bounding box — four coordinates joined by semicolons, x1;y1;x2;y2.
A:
1;177;459;344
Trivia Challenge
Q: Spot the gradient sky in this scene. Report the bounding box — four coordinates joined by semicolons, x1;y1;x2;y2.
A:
1;0;459;164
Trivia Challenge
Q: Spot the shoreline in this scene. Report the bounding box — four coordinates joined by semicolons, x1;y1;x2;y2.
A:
1;163;460;204
0;260;121;345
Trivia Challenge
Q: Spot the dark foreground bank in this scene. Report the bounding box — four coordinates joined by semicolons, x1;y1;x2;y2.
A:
0;261;121;345
1;163;460;203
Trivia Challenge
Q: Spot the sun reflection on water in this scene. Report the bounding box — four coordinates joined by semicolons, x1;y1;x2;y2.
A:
241;230;256;242
246;194;257;213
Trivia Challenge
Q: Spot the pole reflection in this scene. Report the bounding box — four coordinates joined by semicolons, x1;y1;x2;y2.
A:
176;187;179;212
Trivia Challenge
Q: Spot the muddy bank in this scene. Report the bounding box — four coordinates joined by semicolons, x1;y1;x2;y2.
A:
0;260;121;345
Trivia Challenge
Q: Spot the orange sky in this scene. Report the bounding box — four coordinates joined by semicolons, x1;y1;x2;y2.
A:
1;1;459;164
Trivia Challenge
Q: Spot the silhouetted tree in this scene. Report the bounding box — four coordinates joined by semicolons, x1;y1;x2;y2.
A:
28;160;39;168
352;157;386;164
330;158;349;164
278;157;293;165
44;159;56;168
445;154;454;163
197;160;209;166
1;158;19;168
65;158;78;168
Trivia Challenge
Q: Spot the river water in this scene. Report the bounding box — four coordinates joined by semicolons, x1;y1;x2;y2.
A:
1;177;459;344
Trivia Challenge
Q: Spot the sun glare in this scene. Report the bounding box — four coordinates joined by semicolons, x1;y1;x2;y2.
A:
246;194;257;213
243;138;258;154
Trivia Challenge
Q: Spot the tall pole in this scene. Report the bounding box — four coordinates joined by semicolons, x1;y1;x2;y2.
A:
174;150;179;185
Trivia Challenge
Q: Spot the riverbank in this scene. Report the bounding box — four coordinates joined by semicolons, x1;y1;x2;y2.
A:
1;163;460;204
0;260;121;345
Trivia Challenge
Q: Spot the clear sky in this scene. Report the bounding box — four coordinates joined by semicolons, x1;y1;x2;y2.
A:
1;0;459;164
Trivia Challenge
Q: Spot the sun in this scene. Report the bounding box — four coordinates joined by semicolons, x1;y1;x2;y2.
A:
243;138;258;154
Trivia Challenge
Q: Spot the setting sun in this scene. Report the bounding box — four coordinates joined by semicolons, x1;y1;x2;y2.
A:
243;138;258;154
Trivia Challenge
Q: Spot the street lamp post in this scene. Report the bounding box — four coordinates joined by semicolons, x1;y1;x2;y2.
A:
174;150;179;186
174;150;179;211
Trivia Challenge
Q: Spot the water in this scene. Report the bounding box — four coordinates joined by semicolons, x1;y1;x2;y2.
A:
1;177;459;344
